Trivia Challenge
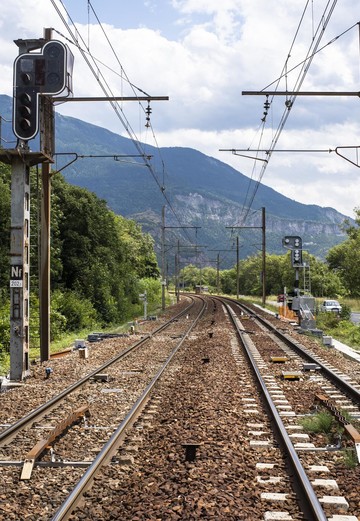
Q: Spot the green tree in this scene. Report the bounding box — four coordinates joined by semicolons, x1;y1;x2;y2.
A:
327;208;360;296
236;253;290;296
220;268;236;294
50;173;160;325
222;251;344;298
0;167;161;363
52;289;98;332
178;265;220;291
0;299;10;353
201;267;218;290
115;215;159;279
179;264;200;290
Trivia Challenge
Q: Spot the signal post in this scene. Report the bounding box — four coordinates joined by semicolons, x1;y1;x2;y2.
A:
0;34;73;380
10;154;31;380
2;30;167;379
0;148;51;381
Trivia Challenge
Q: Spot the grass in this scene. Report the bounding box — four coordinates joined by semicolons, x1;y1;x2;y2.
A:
1;327;105;375
340;298;360;313
0;303;166;376
242;295;279;314
316;315;360;351
341;448;358;469
298;411;334;433
250;295;360;351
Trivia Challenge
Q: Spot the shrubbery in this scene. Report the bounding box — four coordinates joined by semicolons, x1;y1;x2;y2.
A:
0;166;161;366
51;290;98;335
0;300;10;353
316;310;360;349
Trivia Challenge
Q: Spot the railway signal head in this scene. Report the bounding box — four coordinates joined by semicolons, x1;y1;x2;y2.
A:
282;236;303;268
13;60;38;140
13;40;73;141
282;235;302;249
41;41;69;95
291;248;303;267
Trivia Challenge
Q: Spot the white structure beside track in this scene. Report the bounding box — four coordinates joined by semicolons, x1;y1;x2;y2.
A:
254;304;360;364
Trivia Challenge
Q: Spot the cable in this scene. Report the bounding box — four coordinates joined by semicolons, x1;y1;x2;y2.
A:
262;21;358;92
238;0;339;225
239;0;314;219
50;0;193;242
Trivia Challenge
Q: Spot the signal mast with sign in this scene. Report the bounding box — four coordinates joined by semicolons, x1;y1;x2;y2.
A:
0;33;73;381
282;236;315;328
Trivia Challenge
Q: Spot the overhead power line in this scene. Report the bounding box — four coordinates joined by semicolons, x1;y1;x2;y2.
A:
50;0;194;242
224;1;341;226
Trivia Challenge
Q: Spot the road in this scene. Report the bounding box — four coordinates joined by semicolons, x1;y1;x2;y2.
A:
351;312;360;324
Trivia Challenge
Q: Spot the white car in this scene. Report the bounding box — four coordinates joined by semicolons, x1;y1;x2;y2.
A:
320;300;342;313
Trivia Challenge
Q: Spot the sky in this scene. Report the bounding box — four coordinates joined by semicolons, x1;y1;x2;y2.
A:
0;0;359;218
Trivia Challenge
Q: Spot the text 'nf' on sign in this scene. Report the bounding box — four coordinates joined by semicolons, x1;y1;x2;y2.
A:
10;265;23;287
11;265;23;279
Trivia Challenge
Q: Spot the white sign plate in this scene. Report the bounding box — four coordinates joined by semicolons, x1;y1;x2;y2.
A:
10;280;23;287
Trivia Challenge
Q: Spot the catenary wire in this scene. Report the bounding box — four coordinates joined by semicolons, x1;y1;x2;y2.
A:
238;0;339;225
50;0;193;243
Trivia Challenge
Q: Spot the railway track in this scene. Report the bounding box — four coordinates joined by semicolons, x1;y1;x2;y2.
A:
0;296;205;520
223;298;360;520
0;295;359;520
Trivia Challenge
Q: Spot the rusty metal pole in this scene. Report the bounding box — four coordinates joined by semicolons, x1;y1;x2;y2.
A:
39;28;53;362
39;156;51;362
176;239;180;302
236;236;239;299
161;205;166;310
262;207;266;307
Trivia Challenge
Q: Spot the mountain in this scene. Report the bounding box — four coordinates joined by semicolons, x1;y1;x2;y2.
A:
0;94;349;269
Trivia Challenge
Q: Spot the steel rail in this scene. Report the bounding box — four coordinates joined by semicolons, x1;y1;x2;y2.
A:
234;299;360;404
223;300;328;521
0;297;196;446
51;296;208;521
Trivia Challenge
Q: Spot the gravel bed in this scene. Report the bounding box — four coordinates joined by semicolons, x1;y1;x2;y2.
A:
235;302;360;519
0;299;192;428
1;296;360;520
67;301;305;521
0;297;199;520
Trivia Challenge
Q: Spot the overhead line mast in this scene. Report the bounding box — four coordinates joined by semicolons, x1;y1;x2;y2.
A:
242;91;360;96
56;96;169;102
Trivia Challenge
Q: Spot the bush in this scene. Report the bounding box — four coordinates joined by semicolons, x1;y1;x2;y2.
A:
340;303;352;320
50;293;68;341
0;301;10;353
316;311;340;329
52;290;98;332
138;278;162;305
341;448;358;469
299;411;334;433
316;312;360;349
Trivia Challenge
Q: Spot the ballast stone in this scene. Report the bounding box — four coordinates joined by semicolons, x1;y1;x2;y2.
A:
263;512;293;520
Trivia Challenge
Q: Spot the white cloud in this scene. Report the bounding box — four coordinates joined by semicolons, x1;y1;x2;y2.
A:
0;0;359;218
153;121;360;217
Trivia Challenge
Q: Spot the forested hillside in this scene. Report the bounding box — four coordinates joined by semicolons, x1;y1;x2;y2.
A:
0;162;160;354
0;94;351;267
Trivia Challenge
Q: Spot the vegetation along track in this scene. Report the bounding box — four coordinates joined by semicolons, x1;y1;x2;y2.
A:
1;295;360;520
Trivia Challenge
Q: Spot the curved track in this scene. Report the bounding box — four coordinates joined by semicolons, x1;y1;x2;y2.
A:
1;295;359;520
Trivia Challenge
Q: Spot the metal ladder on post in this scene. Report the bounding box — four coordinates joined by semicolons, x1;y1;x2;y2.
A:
303;262;311;295
29;166;41;350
